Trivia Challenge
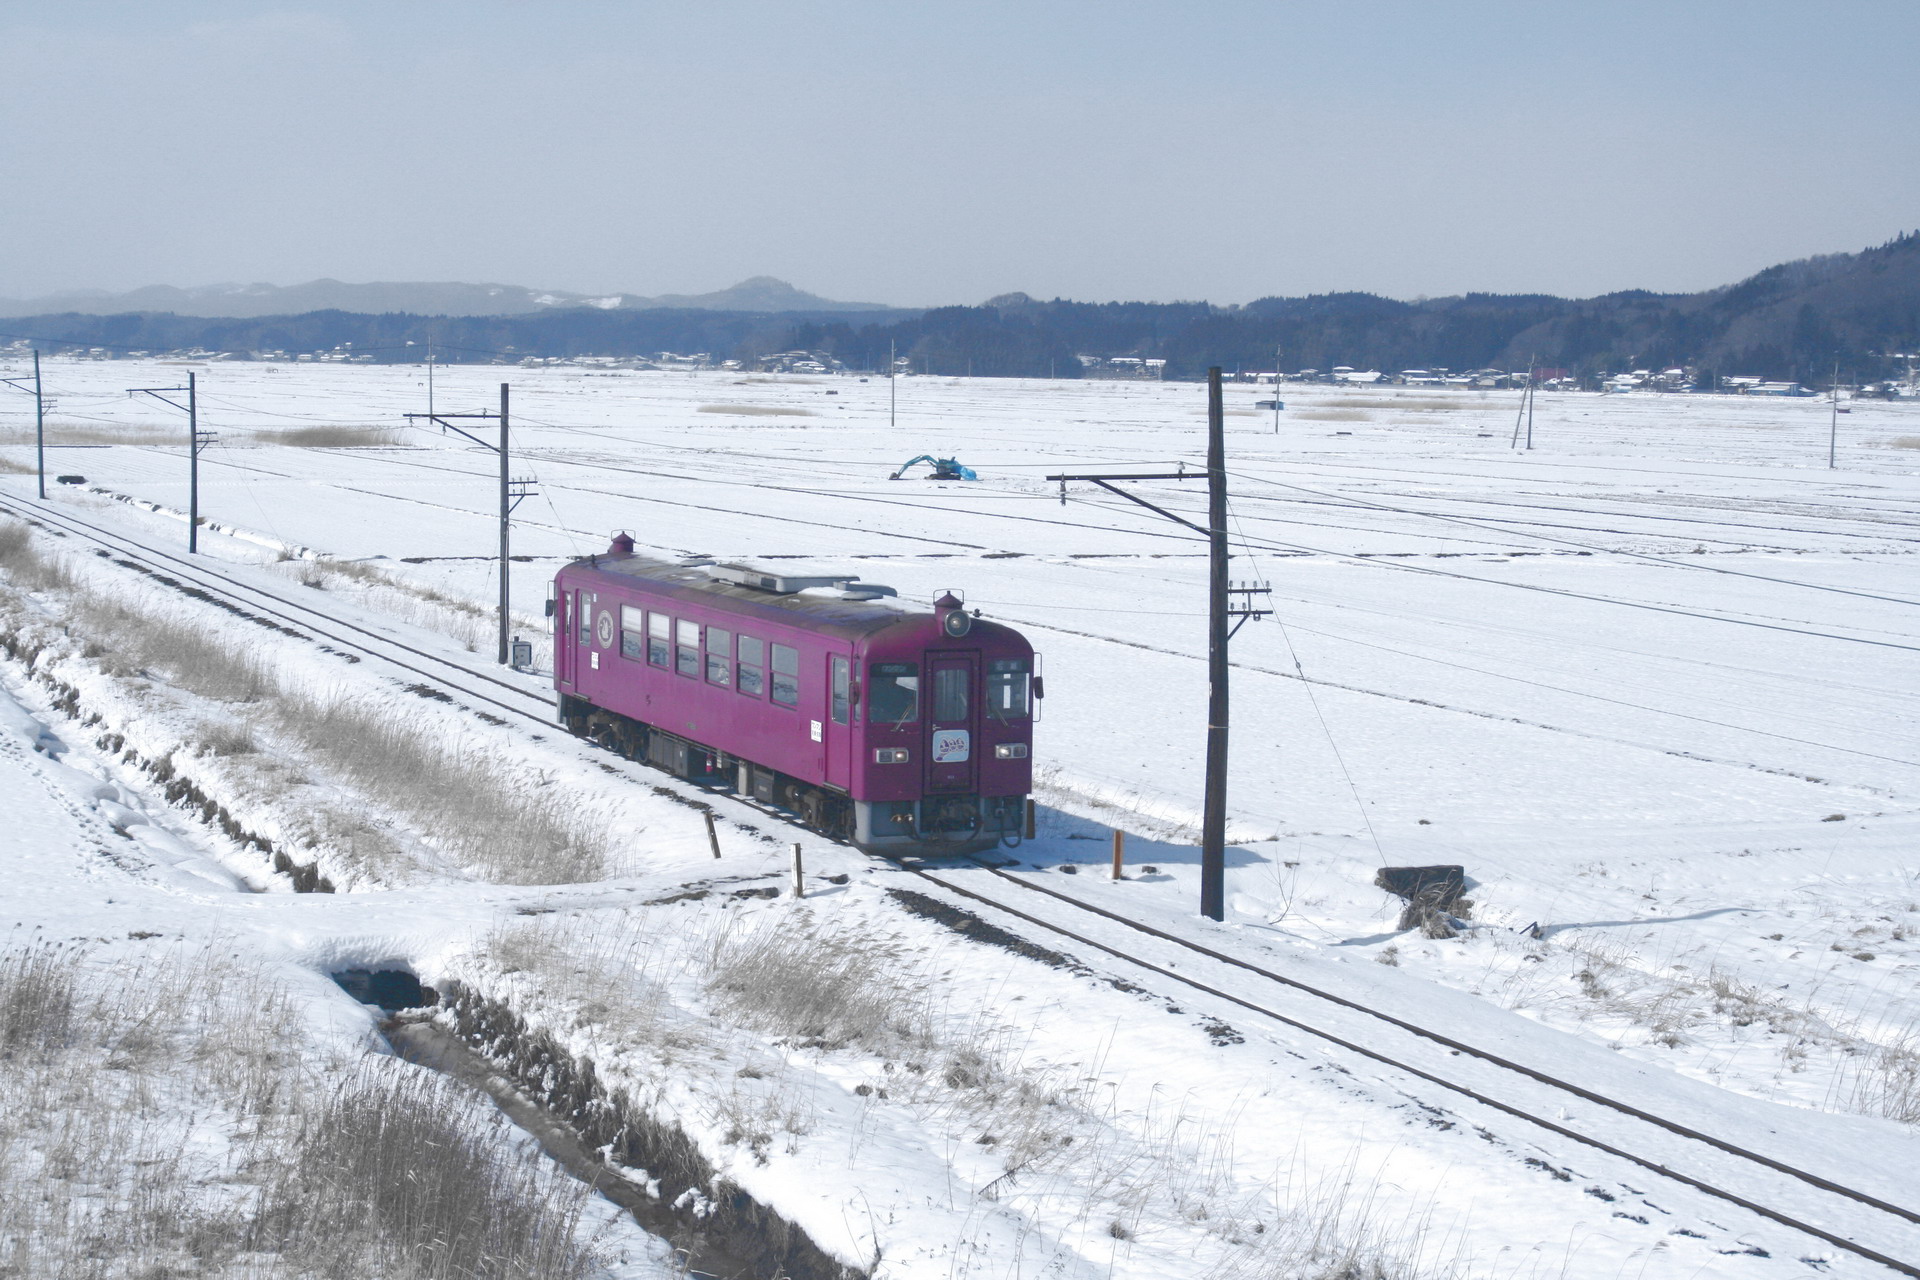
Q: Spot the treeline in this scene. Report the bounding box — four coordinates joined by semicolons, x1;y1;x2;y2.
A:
11;232;1917;383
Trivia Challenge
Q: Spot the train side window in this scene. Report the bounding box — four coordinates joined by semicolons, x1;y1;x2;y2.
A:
576;590;591;645
647;612;670;667
705;626;732;686
619;605;646;661
986;658;1031;720
770;643;800;707
830;655;850;725
868;662;918;724
676;619;700;676
736;635;765;696
932;667;969;722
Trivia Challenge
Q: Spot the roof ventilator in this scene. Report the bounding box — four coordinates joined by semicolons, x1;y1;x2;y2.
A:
704;562;897;600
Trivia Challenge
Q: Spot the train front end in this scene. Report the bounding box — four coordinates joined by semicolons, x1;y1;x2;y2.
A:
850;593;1037;853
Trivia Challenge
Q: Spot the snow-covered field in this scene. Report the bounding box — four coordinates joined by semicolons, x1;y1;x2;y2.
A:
3;355;1917;1278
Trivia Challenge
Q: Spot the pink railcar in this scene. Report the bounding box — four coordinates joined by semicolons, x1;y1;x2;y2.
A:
553;535;1037;853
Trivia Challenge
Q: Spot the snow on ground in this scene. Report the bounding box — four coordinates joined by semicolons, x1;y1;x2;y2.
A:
3;356;1918;1277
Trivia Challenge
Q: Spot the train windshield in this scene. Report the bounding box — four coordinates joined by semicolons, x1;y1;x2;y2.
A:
986;658;1031;720
869;662;919;724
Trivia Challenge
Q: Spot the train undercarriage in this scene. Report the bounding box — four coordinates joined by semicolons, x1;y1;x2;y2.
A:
558;695;1021;855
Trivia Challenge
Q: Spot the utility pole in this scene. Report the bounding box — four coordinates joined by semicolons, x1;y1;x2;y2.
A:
889;338;897;430
129;373;212;551
1;350;47;498
1829;360;1840;470
1048;367;1269;921
1273;346;1283;434
405;383;535;665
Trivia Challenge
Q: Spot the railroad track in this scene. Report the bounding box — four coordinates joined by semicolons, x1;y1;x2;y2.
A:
6;487;1919;1275
903;860;1920;1274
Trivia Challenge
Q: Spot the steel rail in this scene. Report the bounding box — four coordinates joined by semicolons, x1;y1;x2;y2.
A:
900;862;1920;1276
0;494;555;729
6;486;1916;1274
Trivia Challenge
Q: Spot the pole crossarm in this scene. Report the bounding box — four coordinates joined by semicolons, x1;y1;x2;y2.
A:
0;377;35;394
128;386;191;414
403;411;500;453
1046;470;1208;537
506;476;538;514
1226;583;1273;640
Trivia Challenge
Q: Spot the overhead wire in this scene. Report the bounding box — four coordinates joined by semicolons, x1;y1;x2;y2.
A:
1227;499;1388;865
1227;468;1920;608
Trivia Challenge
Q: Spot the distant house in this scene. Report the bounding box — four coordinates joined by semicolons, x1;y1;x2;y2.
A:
1749;382;1813;397
1334;369;1383;384
1079;355;1164;381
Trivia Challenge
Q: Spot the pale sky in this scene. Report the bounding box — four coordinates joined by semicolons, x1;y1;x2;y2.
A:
3;1;1916;306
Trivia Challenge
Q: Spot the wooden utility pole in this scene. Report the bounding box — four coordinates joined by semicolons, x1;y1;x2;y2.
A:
1046;367;1269;921
1200;368;1230;919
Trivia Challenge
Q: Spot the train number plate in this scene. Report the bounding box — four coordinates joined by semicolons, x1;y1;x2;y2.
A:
931;730;971;763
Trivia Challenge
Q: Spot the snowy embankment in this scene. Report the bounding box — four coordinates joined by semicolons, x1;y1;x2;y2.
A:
4;360;1920;1278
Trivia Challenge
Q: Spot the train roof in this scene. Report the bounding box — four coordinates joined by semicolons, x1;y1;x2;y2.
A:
564;550;917;639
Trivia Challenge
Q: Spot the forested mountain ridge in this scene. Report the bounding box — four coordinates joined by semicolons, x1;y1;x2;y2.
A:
7;233;1915;383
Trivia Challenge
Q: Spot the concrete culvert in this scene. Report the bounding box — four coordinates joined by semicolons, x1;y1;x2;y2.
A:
332;968;434;1012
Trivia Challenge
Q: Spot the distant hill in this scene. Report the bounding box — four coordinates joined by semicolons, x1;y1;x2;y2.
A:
0;275;896;319
5;234;1914;383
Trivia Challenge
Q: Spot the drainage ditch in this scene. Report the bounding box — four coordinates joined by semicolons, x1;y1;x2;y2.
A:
333;968;860;1280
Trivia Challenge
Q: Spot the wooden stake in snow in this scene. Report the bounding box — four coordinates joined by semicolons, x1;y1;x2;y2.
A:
1111;829;1124;880
704;810;721;859
1025;798;1037;841
791;843;805;898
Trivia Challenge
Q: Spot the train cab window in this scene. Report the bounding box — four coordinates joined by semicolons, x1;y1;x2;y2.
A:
736;635;765;697
932;667;970;723
647;612;670;667
770;643;800;707
986;658;1032;720
619;606;646;661
676;619;700;676
830;655;851;725
868;662;919;725
705;627;732;686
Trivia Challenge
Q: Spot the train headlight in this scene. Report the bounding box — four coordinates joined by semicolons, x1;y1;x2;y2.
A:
942;608;973;638
994;743;1028;760
874;747;911;764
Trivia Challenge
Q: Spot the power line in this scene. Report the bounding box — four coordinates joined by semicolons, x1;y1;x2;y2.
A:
1228;469;1920;608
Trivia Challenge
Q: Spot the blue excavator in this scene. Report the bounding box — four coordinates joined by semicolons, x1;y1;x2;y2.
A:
889;454;977;481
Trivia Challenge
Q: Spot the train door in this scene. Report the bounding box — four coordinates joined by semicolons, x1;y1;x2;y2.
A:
925;652;979;794
823;652;853;792
555;587;578;690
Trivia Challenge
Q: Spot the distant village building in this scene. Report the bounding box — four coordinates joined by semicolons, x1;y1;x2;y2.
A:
1077;355;1166;381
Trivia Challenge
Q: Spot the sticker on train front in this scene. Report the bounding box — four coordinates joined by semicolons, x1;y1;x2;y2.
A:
931;729;971;763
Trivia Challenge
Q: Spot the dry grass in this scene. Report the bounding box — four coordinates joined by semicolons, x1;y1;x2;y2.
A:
0;455;30;474
0;944;611;1280
1293;409;1372;422
0;518;74;592
1323;396;1471;411
6;541;602;885
696;404;817;417
705;913;931;1050
256;425;405;447
278;556;494;651
1889;436;1920;450
281;693;610;884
